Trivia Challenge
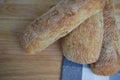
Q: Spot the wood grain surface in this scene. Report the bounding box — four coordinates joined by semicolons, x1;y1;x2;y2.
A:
0;0;62;80
0;0;119;80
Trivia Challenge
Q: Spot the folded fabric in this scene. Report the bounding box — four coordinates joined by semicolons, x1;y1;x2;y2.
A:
61;57;120;80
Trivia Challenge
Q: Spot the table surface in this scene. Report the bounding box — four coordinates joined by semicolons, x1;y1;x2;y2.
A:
0;0;120;80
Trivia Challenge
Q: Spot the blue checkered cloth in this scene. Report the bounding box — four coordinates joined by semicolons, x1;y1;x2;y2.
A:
61;57;120;80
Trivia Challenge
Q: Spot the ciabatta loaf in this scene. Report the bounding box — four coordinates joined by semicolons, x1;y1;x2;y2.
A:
20;0;104;53
61;12;103;64
90;0;120;76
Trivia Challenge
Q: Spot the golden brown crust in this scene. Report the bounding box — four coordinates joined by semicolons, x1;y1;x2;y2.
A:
19;0;104;53
90;0;120;76
61;12;103;64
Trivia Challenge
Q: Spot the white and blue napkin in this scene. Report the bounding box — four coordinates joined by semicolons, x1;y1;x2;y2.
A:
61;57;120;80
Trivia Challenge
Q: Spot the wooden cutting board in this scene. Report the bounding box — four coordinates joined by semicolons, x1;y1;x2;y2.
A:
0;0;119;80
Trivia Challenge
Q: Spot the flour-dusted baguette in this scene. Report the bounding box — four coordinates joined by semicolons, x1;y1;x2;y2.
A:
20;0;104;53
61;12;103;64
90;0;120;76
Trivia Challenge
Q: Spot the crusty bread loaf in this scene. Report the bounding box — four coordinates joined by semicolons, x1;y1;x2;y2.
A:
19;0;104;53
90;0;120;76
61;12;103;64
